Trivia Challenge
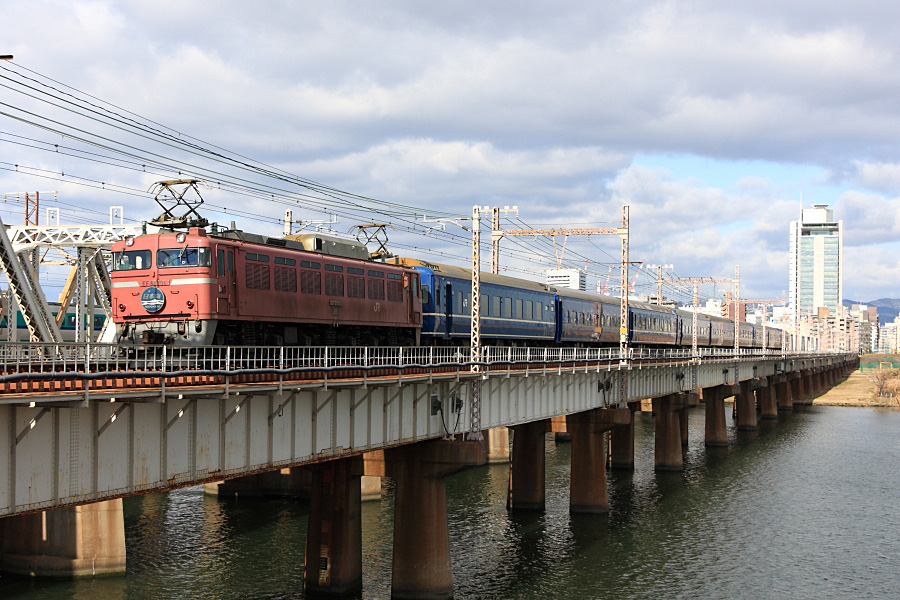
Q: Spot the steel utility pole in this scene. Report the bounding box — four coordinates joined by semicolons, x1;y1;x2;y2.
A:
485;205;630;403
619;206;629;405
647;264;673;305
724;294;784;354
733;265;740;384
656;273;735;392
489;206;518;274
469;205;485;441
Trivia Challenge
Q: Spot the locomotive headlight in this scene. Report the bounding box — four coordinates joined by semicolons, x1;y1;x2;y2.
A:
186;300;194;308
118;303;126;311
125;236;135;246
175;232;187;243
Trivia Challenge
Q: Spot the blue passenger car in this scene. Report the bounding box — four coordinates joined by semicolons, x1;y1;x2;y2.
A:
400;259;555;344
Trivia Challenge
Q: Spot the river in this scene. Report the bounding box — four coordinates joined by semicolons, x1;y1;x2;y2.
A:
2;404;899;599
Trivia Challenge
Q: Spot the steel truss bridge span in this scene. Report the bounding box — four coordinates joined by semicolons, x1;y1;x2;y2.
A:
0;342;852;517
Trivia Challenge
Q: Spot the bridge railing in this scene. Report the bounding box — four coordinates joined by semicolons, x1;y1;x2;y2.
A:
0;341;839;380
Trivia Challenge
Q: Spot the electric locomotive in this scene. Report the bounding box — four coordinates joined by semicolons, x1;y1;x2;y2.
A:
110;226;423;346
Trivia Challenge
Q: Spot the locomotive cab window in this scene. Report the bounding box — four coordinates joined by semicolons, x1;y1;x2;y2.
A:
113;250;152;271
157;247;211;268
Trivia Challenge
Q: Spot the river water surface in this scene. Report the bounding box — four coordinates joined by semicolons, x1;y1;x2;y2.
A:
2;405;899;599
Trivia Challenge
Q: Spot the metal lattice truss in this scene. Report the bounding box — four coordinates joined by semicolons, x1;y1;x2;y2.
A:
6;225;143;265
0;217;62;342
1;224;138;342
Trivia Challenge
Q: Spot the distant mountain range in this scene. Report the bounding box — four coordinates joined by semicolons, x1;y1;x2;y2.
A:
843;298;900;323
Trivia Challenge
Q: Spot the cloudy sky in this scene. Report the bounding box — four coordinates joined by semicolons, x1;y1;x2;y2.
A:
2;1;900;304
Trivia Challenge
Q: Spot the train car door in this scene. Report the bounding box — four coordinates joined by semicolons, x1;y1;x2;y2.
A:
444;280;452;339
554;295;563;343
215;244;235;317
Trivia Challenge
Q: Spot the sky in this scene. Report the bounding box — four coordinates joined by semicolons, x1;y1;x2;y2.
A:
2;1;900;305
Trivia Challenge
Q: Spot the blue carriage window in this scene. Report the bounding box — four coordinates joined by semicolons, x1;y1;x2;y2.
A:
503;297;512;318
525;300;532;320
484;295;491;316
492;296;500;316
515;299;523;319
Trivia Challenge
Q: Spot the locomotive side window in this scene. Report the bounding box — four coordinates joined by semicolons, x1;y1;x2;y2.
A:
227;251;233;275
325;272;344;296
113;250;151;271
246;263;270;290
301;271;322;294
157;247;211;268
217;249;225;276
275;266;297;292
348;275;365;298
369;278;385;301
387;280;402;301
325;264;343;272
275;256;297;266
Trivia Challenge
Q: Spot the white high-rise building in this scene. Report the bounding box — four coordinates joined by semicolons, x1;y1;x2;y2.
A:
789;204;842;315
545;268;586;291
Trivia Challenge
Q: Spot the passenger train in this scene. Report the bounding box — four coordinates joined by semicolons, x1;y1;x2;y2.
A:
109;225;784;350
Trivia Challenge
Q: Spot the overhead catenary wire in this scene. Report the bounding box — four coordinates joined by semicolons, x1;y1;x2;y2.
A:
0;60;660;284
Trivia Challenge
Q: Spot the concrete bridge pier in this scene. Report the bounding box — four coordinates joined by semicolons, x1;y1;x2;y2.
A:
653;393;686;471
735;380;758;431
567;408;630;513
704;384;737;446
0;499;126;577
386;439;484;600
205;467;313;499
790;373;804;405
508;419;551;511
776;375;793;411
759;376;779;419
482;427;510;463
304;457;364;597
609;403;638;470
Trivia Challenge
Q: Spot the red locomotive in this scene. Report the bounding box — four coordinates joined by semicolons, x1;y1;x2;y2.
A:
110;226;422;346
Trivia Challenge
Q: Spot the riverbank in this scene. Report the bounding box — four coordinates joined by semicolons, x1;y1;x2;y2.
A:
812;369;899;407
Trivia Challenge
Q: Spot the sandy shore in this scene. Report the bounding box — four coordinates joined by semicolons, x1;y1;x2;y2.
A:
812;370;900;407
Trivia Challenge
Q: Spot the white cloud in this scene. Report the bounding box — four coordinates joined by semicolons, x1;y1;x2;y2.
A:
2;1;900;301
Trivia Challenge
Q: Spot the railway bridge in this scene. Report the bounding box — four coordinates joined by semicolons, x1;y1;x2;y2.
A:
0;342;855;597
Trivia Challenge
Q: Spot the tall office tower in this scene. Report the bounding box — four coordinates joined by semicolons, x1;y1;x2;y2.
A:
789;204;842;315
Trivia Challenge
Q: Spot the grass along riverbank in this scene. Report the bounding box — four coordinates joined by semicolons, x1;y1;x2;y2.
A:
813;370;900;407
